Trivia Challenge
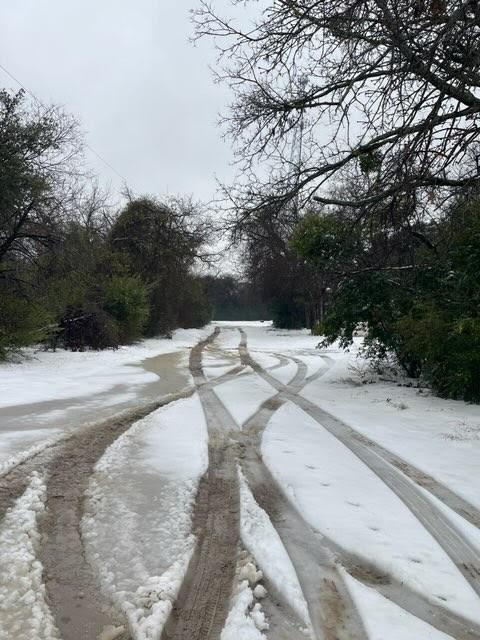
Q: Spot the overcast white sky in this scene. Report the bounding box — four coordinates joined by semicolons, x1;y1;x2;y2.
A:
0;1;235;203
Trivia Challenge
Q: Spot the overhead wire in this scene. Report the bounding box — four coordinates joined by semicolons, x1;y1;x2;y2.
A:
0;61;128;185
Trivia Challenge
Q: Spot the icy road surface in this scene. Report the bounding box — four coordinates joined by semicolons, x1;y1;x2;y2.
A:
1;321;480;640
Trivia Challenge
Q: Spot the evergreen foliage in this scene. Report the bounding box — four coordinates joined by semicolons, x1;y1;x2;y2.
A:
293;198;480;402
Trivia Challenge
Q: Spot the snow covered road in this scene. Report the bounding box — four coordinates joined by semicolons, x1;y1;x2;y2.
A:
1;322;480;639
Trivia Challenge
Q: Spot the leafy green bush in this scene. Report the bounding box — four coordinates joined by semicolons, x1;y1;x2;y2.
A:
0;294;51;359
291;212;362;272
396;307;480;401
177;277;213;328
103;275;149;343
60;305;119;351
294;197;480;402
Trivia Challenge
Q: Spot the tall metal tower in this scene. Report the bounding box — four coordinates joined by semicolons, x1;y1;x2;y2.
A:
288;74;308;218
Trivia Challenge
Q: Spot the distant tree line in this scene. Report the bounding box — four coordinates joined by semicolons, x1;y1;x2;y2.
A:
0;89;212;357
201;274;269;321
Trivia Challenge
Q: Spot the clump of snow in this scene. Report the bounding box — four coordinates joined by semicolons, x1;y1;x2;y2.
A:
0;473;60;640
238;469;311;627
121;554;192;640
221;553;269;640
238;561;263;585
253;585;267;599
82;394;208;640
97;625;126;640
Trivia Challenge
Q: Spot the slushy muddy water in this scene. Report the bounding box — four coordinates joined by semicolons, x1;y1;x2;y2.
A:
0;350;190;462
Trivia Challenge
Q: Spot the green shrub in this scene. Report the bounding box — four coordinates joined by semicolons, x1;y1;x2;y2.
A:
396;307;480;401
312;320;326;336
294;195;480;401
0;295;51;359
177;277;213;328
103;275;149;343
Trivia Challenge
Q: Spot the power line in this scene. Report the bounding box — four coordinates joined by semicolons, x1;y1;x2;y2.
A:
0;61;128;184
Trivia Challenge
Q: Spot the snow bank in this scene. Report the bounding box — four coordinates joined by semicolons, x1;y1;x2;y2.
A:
221;581;266;640
221;554;269;640
0;473;59;640
238;470;311;627
0;430;63;478
262;402;480;624
82;394;208;640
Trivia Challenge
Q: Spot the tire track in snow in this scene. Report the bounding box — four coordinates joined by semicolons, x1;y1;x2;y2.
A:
161;329;240;640
238;328;480;639
179;330;318;639
0;382;195;639
239;399;369;640
238;363;479;640
284;355;308;391
39;390;196;640
226;337;368;640
269;353;291;371
240;328;480;530
351;430;480;530
290;397;480;604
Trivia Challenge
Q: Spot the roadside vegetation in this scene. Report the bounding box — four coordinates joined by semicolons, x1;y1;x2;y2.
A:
196;0;480;402
0;89;212;357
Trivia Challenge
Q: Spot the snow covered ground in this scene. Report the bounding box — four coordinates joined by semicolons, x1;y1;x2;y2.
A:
0;329;206;409
233;323;480;636
300;339;480;512
82;394;208;640
213;371;277;427
0;328;206;474
262;401;480;624
0;473;59;640
233;323;480;518
2;321;480;639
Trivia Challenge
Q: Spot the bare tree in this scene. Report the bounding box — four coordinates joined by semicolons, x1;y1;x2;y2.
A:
195;0;480;215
